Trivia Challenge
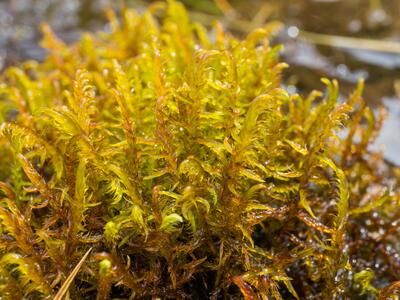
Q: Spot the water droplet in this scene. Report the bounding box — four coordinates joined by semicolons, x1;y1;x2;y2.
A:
287;26;299;38
287;85;297;95
336;64;348;77
368;9;389;25
348;20;362;33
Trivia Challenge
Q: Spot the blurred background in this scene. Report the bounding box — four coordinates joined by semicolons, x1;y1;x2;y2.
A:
0;0;399;164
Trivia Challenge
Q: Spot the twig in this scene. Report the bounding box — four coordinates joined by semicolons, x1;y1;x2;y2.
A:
54;248;93;300
299;31;400;54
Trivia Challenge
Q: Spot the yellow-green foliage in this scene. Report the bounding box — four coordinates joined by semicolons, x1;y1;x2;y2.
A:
0;1;399;299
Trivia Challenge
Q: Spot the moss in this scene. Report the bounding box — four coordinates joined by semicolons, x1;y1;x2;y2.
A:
0;1;399;299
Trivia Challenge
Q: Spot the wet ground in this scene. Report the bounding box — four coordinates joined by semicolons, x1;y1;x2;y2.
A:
0;0;399;164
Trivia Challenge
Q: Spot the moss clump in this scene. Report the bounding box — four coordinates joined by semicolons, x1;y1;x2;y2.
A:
0;1;399;299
